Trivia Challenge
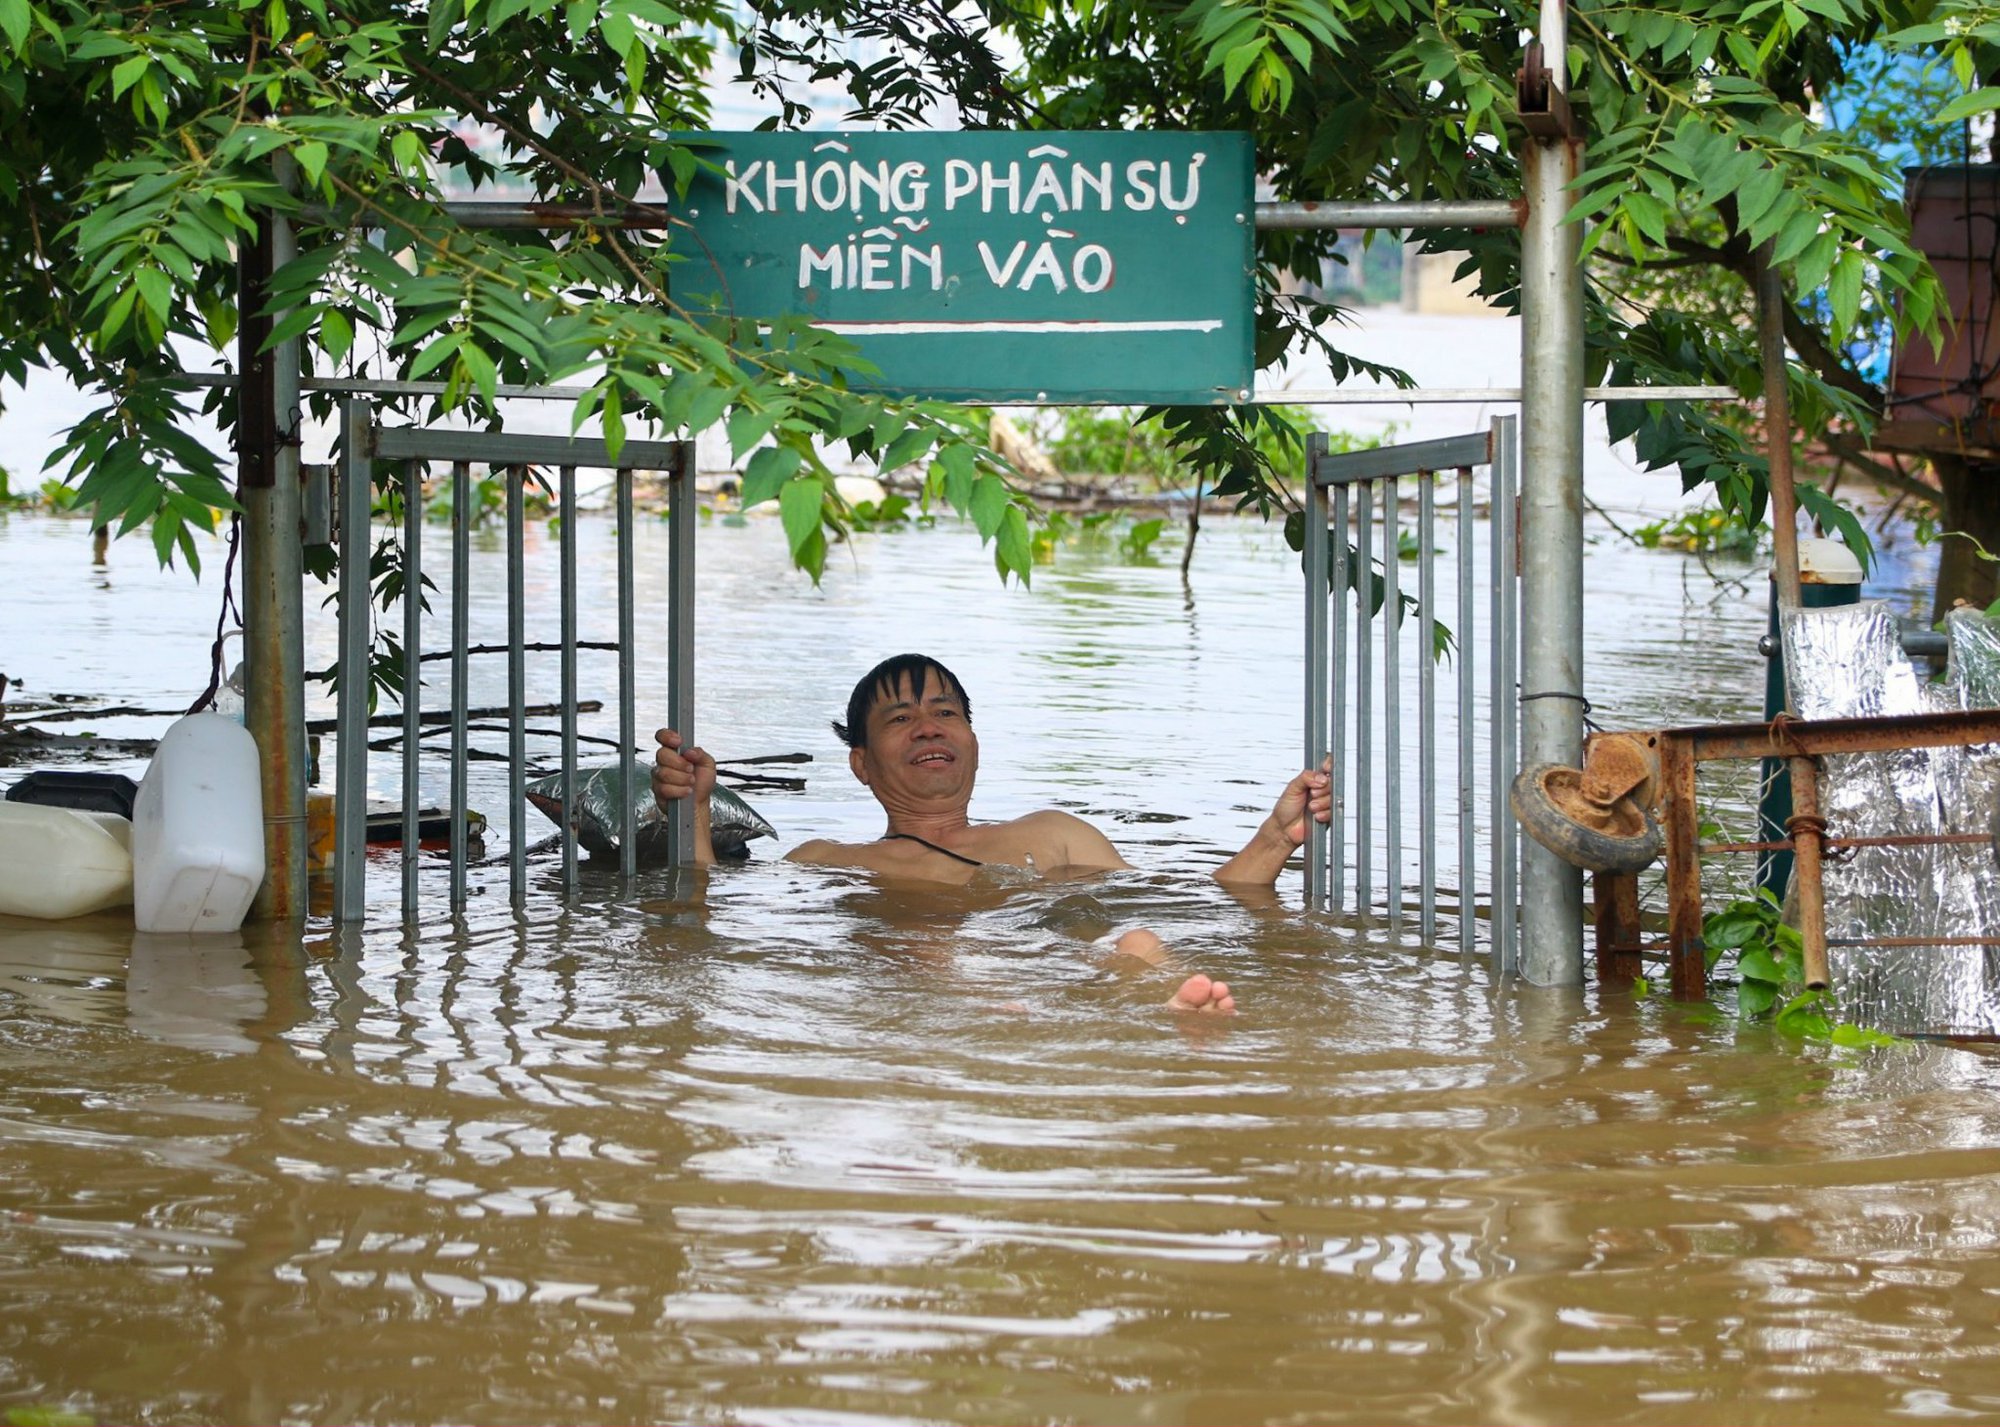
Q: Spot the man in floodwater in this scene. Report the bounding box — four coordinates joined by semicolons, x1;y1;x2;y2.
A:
651;652;1332;1012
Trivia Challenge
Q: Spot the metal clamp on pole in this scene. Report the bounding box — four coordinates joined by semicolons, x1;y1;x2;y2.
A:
1514;40;1580;140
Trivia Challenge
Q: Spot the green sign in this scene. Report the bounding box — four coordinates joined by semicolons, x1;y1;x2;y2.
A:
672;131;1254;405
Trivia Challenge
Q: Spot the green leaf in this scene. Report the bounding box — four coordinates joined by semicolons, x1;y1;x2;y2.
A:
1797;482;1874;574
391;130;426;176
427;0;462;50
293;140;330;187
664;145;698;197
0;0;30;53
1791;230;1840;298
133;267;172;322
878;426;933;473
936;444;975;514
600;382;626;462
1621;191;1671;249
968;472;1009;540
685;380;730;434
727;403;782;460
995;503;1032;584
1936;87;2000;125
1269;21;1312;66
1829;1022;1900;1048
110;53;150;99
778;474;823;558
1768;207;1822;267
1826;249;1864;342
1737;979;1779;1017
409;330;466;379
1703;907;1767;951
601;7;637;56
1732;163;1786;239
203;297;238;351
458;341;498;403
1220;36;1269;98
98;285;138;342
740;444;800;507
1776;1003;1831;1039
1736;946;1783;984
151;507;183;566
792;523;827;582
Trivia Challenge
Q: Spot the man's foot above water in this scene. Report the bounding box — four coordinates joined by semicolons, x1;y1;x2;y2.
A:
1168;973;1235;1015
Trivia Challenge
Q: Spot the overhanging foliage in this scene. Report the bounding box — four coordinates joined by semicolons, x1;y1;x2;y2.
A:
0;0;1984;591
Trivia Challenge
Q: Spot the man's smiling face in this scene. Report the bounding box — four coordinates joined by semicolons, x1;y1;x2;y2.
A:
850;668;979;814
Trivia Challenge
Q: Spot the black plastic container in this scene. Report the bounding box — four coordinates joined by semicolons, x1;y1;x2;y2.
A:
3;770;140;820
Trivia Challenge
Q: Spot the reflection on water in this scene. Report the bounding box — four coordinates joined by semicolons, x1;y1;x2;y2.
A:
3;512;1998;1424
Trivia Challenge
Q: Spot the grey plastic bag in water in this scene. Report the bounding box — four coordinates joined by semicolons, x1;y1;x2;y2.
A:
526;758;776;864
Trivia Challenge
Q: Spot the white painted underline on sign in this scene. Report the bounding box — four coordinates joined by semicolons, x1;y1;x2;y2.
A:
804;318;1227;336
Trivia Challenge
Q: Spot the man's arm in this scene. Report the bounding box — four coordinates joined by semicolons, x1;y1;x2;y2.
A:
650;727;715;865
1212;761;1332;886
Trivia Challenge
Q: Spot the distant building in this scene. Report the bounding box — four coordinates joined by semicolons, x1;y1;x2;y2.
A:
1401;247;1503;316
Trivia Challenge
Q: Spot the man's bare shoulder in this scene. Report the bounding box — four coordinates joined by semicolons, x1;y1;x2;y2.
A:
987;808;1130;872
786;837;872;868
1005;808;1096;835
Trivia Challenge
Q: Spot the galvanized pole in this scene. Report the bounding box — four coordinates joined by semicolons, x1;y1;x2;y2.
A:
1516;3;1587;984
1303;433;1329;909
241;155;308;921
333;400;372;924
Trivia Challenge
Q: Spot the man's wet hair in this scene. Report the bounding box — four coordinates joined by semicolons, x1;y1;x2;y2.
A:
833;654;971;749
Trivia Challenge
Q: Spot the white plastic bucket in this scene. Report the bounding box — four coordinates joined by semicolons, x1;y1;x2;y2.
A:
132;713;265;934
0;804;133;919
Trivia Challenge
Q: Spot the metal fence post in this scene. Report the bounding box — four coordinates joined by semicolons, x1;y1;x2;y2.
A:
1517;4;1587;984
333;400;373;923
1304;435;1329;908
243;155;309;923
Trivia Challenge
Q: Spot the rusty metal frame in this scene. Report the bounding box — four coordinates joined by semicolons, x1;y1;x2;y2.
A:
1591;707;2000;1000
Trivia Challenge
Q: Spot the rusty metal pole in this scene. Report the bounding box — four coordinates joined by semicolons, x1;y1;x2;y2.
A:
241;155;308;920
1660;732;1707;1000
1755;245;1831;990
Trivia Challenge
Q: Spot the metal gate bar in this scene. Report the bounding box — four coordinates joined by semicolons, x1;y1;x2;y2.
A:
1356;480;1374;916
1418;475;1436;940
506;463;528;906
1303;418;1520;965
617;467;638;877
1384;478;1402;935
450;460;471;910
664;442;698;865
1492;420;1520;973
401;463;422;913
1457;462;1476;954
560;465;579;892
1330;481;1349;914
334;404;696;924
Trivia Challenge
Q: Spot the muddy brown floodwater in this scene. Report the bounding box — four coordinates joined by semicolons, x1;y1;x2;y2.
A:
4;505;1997;1425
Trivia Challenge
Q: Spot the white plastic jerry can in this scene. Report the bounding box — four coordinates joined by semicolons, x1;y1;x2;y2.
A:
0;804;134;919
132;713;265;934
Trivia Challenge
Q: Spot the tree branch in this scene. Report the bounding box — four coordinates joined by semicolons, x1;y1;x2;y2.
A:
1820;431;1939;504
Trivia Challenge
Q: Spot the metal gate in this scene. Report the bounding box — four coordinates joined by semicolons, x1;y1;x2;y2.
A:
331;401;698;923
1303;416;1520;970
